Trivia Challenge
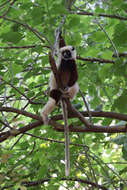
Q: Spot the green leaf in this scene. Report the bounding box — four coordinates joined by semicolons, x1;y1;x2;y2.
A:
31;8;44;25
92;31;106;42
51;3;67;14
98;64;112;80
68;16;81;28
38;166;48;176
121;2;127;10
111;0;123;7
73;103;82;110
101;50;112;59
119;167;127;175
123;143;127;152
113;23;127;46
112;135;126;145
113;90;127;112
1;31;23;44
122;146;127;161
12;64;22;75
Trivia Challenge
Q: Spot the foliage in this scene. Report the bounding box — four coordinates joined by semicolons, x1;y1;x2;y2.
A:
0;0;127;189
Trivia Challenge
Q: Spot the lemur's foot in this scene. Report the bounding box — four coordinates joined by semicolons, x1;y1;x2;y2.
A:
61;88;70;99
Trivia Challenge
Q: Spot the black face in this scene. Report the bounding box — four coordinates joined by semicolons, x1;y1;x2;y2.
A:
62;50;72;59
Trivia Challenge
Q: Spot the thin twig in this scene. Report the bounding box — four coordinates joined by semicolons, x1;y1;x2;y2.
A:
2;78;41;105
95;18;119;58
79;89;93;124
0;0;10;9
2;0;17;17
84;149;98;187
2;78;31;102
1;111;12;130
0;16;46;44
10;134;24;150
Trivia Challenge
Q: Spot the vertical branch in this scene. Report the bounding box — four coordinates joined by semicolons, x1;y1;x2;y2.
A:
53;15;66;56
59;32;66;47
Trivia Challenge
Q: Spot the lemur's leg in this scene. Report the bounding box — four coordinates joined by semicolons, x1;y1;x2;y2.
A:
49;73;57;90
68;83;79;99
41;97;56;125
41;89;62;125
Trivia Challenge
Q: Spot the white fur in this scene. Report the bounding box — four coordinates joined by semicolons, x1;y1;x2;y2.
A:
40;97;56;125
41;46;78;125
58;46;76;66
68;83;79;99
49;72;57;90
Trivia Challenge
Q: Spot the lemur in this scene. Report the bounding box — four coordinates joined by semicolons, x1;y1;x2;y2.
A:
41;45;79;125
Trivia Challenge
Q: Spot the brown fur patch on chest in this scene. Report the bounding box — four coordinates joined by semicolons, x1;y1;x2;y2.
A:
58;70;71;88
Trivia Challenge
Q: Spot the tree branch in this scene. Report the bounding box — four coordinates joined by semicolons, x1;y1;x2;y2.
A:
21;177;108;190
2;177;107;190
77;56;115;64
52;111;127;121
0;119;127;143
1;44;127;63
113;52;127;57
0;45;50;49
53;123;127;133
0;120;42;143
1;106;127;122
0;106;41;120
1;106;127;143
71;10;127;21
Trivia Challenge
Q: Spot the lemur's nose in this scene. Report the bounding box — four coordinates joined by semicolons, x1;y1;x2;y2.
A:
63;50;71;59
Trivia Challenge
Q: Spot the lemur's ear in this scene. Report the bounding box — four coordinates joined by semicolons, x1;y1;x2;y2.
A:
59;32;66;48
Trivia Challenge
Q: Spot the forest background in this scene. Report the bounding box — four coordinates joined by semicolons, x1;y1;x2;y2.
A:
0;0;127;189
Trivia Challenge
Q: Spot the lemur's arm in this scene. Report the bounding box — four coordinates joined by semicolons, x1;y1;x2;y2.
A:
68;60;78;87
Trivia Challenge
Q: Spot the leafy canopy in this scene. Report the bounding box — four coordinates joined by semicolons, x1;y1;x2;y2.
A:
0;0;127;189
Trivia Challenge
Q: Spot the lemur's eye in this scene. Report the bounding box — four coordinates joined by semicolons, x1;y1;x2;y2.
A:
72;47;75;51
